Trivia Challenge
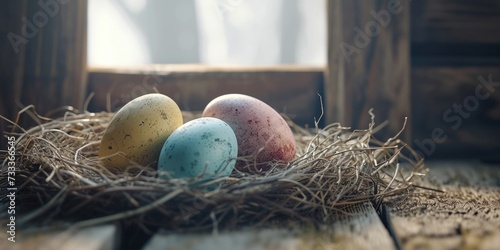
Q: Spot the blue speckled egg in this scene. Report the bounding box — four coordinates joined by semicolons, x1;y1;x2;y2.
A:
158;117;238;180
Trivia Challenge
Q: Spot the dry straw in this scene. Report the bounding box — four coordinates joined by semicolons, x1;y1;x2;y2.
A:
1;106;427;232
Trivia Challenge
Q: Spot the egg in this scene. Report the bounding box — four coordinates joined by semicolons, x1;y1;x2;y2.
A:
202;94;296;172
158;117;237;180
99;93;183;168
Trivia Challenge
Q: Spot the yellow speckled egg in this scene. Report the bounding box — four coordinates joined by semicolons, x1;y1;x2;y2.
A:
99;93;183;168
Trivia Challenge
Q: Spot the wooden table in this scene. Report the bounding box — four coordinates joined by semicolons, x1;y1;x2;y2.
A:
2;160;499;250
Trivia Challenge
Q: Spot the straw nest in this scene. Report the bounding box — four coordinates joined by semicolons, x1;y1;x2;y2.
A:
1;106;427;232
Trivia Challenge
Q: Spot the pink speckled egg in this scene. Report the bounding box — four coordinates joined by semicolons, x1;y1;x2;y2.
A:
202;94;296;172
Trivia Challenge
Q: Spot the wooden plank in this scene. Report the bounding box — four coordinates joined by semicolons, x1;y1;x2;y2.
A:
86;66;324;127
0;0;87;146
0;225;117;250
0;0;27;149
387;161;500;250
144;202;396;250
411;67;500;160
326;0;411;141
411;0;500;45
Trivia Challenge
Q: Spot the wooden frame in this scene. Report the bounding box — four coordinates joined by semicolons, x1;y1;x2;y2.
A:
325;0;411;141
88;0;413;142
3;0;499;158
3;1;500;248
87;65;324;127
1;0;87;148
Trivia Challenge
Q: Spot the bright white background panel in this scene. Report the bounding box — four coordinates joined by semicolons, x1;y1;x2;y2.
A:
88;0;326;66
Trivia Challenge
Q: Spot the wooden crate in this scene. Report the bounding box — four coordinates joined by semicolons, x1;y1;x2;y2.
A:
325;0;500;159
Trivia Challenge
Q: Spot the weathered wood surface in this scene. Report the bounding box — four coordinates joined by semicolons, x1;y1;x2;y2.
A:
0;224;117;250
326;0;411;142
144;202;395;250
0;0;87;147
2;162;499;249
411;0;500;45
87;66;324;127
411;0;500;66
87;65;500;159
387;161;500;250
411;67;500;160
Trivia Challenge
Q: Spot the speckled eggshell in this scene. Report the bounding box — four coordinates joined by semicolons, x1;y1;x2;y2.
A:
99;93;183;168
157;117;237;180
202;94;296;172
